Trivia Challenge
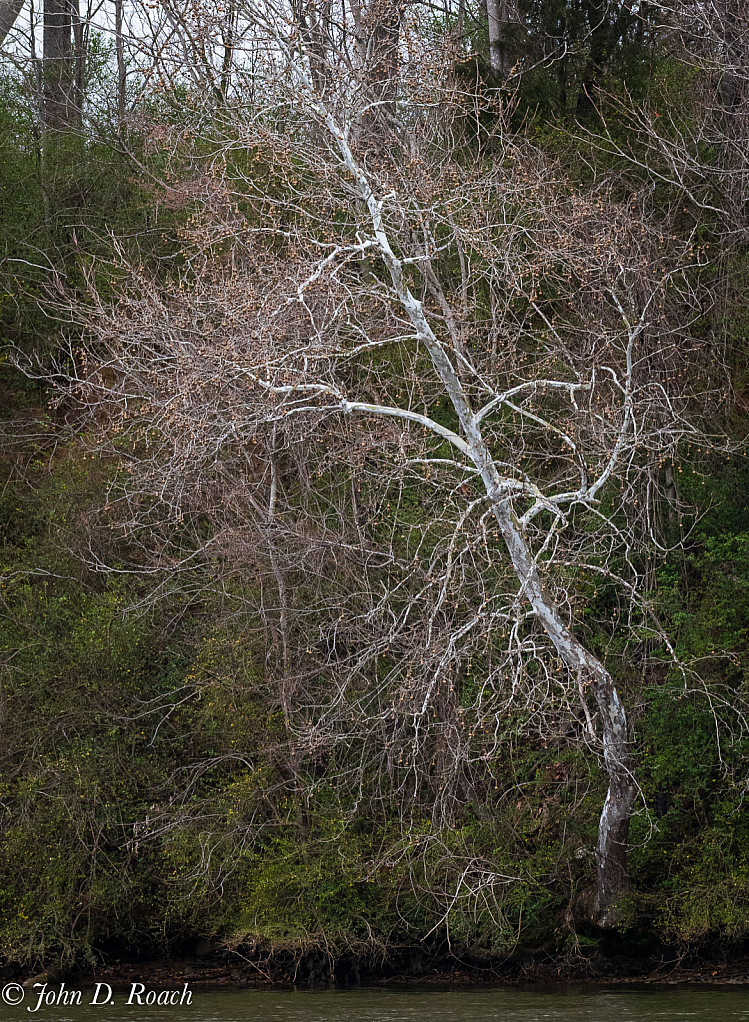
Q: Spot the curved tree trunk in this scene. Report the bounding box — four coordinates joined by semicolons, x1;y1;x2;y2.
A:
0;0;24;48
347;171;639;927
479;496;637;926
357;233;639;925
262;50;641;927
591;672;637;925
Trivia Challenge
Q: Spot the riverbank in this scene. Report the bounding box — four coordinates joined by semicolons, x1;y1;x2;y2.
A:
39;953;749;991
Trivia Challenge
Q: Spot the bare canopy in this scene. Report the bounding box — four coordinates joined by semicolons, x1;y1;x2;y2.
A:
24;0;719;932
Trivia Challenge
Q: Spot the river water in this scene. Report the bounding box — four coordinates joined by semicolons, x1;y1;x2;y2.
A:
3;986;749;1022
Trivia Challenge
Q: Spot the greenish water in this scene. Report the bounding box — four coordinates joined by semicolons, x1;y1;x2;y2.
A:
2;987;749;1022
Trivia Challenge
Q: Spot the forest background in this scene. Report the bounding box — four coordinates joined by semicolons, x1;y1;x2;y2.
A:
1;0;749;981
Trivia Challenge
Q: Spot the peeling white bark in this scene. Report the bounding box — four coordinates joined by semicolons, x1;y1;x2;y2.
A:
321;90;631;926
234;19;640;925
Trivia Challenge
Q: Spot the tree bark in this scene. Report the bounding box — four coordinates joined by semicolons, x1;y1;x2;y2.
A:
0;0;24;47
71;0;84;130
294;0;332;96
349;0;403;154
43;0;74;129
219;0;237;101
368;0;402;120
468;428;637;930
317;115;639;925
494;504;636;926
485;0;510;75
462;417;637;929
115;0;126;125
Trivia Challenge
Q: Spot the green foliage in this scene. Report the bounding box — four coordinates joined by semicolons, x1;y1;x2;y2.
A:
510;0;660;126
625;452;749;945
630;687;749;943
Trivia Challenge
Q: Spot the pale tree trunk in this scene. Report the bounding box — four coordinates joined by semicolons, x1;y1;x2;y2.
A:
421;319;637;926
0;0;24;47
300;88;639;923
43;0;73;129
494;509;637;926
425;334;637;930
485;0;511;75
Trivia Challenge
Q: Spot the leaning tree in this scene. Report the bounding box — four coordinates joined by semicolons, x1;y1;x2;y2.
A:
32;0;717;929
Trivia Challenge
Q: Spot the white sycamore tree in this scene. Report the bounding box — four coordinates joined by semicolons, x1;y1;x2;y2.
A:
33;0;717;931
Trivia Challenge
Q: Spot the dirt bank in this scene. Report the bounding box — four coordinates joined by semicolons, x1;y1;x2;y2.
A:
50;953;749;991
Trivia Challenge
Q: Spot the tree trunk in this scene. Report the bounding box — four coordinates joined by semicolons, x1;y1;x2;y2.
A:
336;145;638;923
43;0;74;129
486;501;637;927
219;0;237;101
71;0;84;130
115;0;126;126
294;0;332;96
485;0;510;75
591;673;637;925
361;205;637;924
0;0;24;47
368;0;402;120
349;0;403;154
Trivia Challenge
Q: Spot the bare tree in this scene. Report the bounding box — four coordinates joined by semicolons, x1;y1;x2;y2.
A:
23;0;720;931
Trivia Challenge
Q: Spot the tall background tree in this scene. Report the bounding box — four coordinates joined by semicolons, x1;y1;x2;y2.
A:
0;0;23;47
